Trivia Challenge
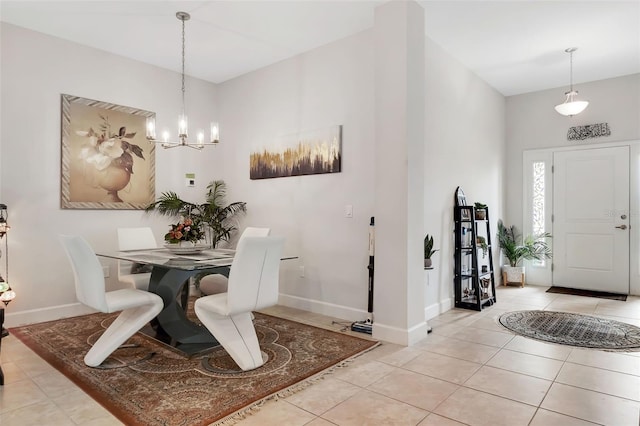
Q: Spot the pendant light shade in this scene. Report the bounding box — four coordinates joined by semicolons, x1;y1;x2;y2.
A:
555;47;589;117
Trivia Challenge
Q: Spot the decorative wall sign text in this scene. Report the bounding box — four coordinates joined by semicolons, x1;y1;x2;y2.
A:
567;123;611;141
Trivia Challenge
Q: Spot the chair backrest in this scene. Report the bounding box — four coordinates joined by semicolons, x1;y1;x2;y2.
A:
59;235;108;312
226;236;284;315
240;227;270;239
117;227;157;277
117;227;158;251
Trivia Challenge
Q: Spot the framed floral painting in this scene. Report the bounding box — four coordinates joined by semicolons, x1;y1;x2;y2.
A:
61;94;156;209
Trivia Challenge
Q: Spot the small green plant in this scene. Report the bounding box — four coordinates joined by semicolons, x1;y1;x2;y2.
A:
476;236;488;258
497;220;552;267
474;202;487;210
424;234;439;259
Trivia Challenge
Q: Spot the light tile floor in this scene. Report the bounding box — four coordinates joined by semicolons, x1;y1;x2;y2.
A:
1;285;640;425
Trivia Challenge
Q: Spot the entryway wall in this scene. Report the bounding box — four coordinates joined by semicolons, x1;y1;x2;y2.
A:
523;141;640;296
506;73;640;291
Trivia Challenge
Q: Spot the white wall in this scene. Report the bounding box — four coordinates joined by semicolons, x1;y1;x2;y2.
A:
423;39;506;317
506;74;640;230
1;23;220;325
217;30;375;320
506;73;640;292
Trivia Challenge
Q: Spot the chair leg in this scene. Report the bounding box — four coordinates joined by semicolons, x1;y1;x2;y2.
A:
196;310;263;371
84;303;162;367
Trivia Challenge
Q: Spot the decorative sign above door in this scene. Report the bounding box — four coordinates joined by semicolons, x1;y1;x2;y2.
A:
567;123;611;141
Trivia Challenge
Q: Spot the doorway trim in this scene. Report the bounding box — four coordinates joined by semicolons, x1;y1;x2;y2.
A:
523;139;640;296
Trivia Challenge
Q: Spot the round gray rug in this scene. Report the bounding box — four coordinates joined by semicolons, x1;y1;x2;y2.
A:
499;310;640;350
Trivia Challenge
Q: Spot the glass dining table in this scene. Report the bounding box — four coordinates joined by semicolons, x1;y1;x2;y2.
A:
97;247;239;355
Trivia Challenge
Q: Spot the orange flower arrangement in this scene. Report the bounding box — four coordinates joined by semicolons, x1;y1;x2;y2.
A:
165;217;205;244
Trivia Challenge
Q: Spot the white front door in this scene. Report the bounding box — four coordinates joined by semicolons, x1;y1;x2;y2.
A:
553;146;630;294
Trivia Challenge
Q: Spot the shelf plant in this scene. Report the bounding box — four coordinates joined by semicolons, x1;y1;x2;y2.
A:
474;202;487;220
424;234;439;268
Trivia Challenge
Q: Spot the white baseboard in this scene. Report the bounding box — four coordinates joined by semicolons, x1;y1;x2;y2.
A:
278;293;367;322
4;303;96;328
424;298;453;321
373;320;431;346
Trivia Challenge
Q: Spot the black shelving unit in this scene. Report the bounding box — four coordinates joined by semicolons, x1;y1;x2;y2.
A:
454;205;497;311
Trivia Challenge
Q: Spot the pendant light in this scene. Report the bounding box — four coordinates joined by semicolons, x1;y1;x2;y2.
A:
554;47;589;117
147;12;219;150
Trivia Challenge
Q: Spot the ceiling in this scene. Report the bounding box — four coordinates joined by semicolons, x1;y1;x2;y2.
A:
1;1;638;96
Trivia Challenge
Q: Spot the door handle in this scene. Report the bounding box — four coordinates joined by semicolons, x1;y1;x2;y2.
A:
615;225;628;230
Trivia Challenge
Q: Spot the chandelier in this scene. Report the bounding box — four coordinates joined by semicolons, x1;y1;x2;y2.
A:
554;47;589;117
147;12;219;150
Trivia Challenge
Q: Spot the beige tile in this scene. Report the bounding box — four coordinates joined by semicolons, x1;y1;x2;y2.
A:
556;362;640;401
234;400;316;426
322;389;428;426
503;336;572;361
376;346;424;366
31;370;77;398
433;387;537;426
368;369;459;411
14;352;57;378
50;387;116;424
0;378;49;413
0;400;75;426
464;365;552;406
404;351;481;384
541;383;640;425
418;413;468;425
332;360;397;387
486;349;564;380
304;418;336;426
529;409;600;426
423;338;499;364
443;327;513;348
285;377;361;415
431;322;465;337
595;306;640;320
0;361;28;384
567;348;640;376
467;316;513;333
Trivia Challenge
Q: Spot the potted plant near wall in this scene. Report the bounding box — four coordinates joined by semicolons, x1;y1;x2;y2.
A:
474;202;487;220
146;180;247;248
497;220;551;287
476;236;488;258
424;234;439;268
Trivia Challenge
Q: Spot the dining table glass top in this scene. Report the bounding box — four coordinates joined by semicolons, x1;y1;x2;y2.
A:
97;248;238;271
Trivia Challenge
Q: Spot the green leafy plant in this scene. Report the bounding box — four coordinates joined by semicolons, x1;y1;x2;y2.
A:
424;234;439;259
474;202;487;210
497;220;552;267
476;236;488;258
146;180;247;248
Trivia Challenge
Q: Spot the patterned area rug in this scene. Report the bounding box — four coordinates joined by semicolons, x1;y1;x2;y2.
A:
10;312;378;425
499;310;640;350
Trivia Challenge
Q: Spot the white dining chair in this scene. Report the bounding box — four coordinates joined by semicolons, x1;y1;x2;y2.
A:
198;227;270;296
194;235;284;371
59;235;163;368
117;227;158;291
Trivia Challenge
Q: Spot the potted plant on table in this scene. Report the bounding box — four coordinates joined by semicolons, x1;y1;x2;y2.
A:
146;180;247;248
424;234;439;268
497;220;551;286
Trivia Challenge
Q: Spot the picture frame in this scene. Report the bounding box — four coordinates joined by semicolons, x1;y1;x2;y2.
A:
61;94;156;209
249;125;342;180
